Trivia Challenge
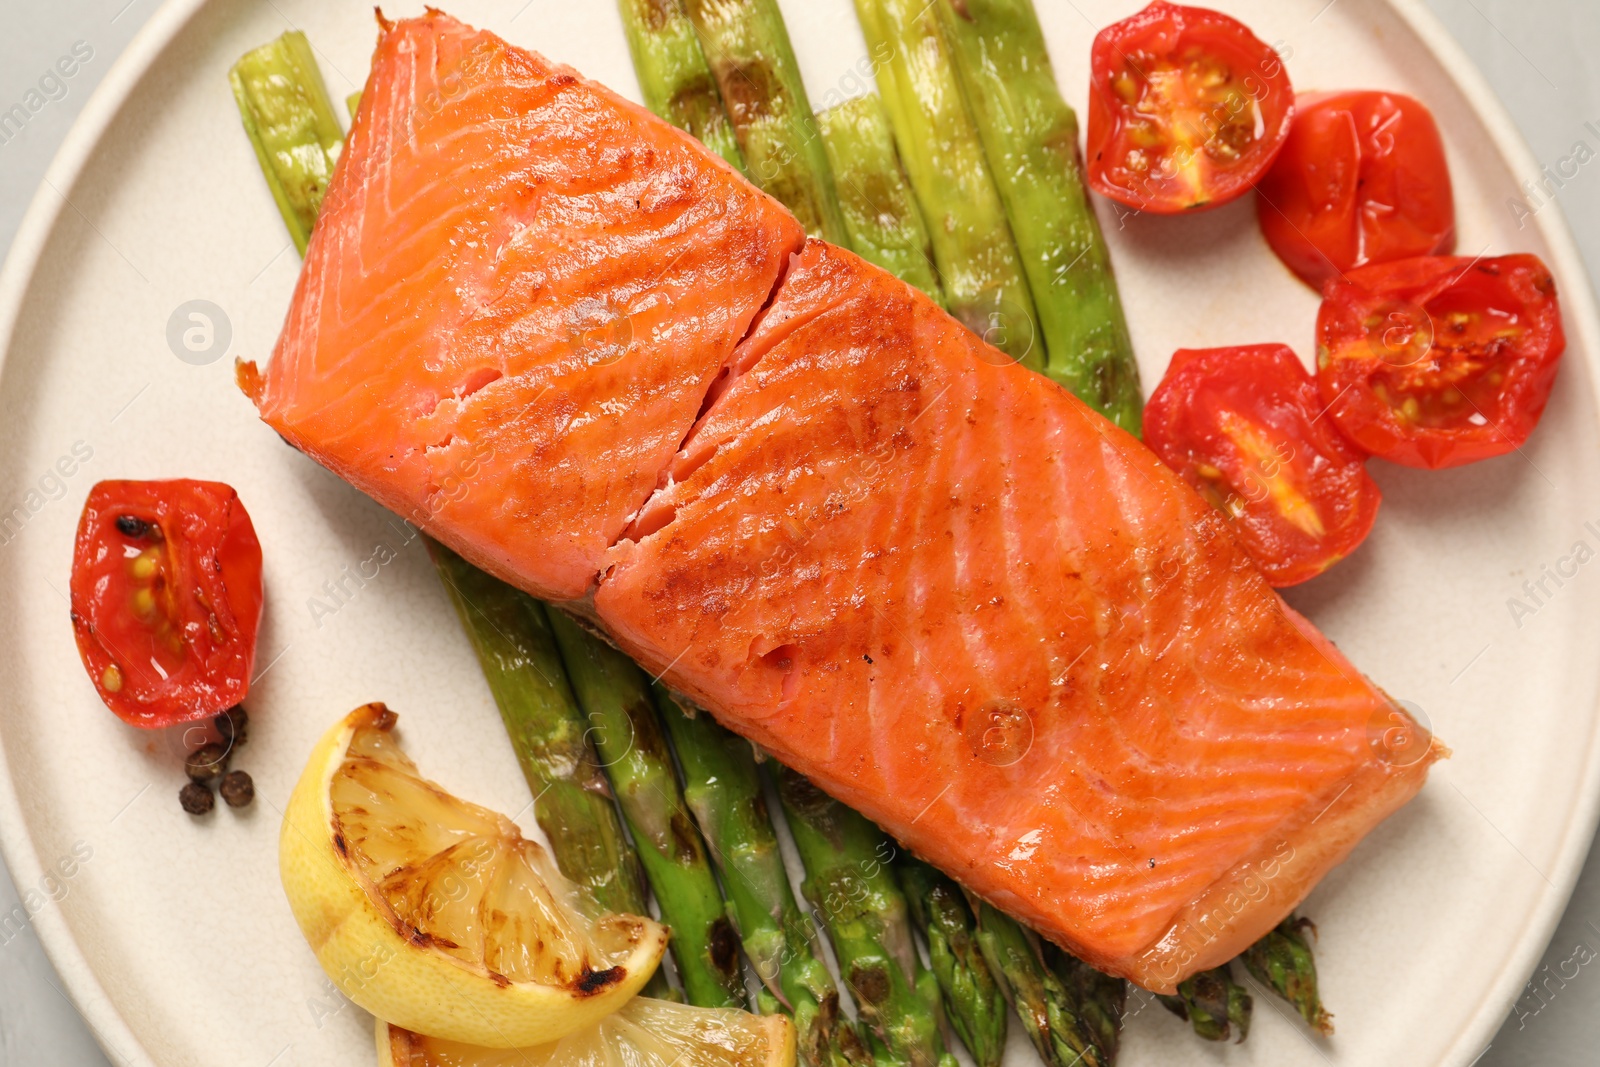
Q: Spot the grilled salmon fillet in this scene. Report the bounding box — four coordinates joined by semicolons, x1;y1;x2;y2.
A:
597;240;1440;988
250;12;1440;991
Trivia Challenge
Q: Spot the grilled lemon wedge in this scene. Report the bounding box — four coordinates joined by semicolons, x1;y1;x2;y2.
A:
280;703;667;1047
376;998;796;1067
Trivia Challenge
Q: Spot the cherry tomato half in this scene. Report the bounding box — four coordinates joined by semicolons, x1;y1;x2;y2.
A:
1086;2;1294;214
1145;344;1381;586
1257;91;1455;288
70;480;264;728
1316;254;1565;469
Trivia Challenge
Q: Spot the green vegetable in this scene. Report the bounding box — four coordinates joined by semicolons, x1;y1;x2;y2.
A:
853;0;1040;368
228;31;344;254
1157;963;1253;1042
427;543;650;920
1042;943;1125;1064
1242;915;1333;1035
659;694;870;1067
682;0;848;242
973;904;1117;1067
897;859;1006;1067
816;96;944;303
934;0;1142;433
775;768;953;1067
548;612;744;1008
617;0;747;171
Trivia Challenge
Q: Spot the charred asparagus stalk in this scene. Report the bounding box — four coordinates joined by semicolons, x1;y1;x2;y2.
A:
816;95;944;303
1242;915;1333;1035
775;768;953;1067
547;613;745;1008
934;0;1142;433
1042;943;1125;1064
228;31;344;254
428;544;651;919
897;859;1007;1067
1157;963;1253;1043
682;0;848;242
973;903;1118;1067
617;0;747;171
852;0;1041;368
659;693;870;1067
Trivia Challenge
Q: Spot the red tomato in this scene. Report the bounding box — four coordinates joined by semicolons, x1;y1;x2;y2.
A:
70;480;264;728
1086;2;1294;214
1257;91;1455;288
1316;254;1565;469
1145;344;1381;586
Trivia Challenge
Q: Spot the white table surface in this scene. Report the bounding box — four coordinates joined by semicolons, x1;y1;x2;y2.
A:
2;1;1597;1064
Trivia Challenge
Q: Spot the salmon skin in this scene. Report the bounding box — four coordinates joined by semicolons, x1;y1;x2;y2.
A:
251;13;1440;992
250;11;804;601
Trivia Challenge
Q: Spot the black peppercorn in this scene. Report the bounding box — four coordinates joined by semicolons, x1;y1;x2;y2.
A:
180;781;214;815
185;743;231;783
214;705;249;748
219;770;255;808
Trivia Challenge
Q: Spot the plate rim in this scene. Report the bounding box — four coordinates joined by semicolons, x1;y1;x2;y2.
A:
0;2;1596;1065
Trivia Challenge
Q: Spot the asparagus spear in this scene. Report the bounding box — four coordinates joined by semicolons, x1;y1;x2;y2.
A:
681;0;849;242
897;859;1006;1067
617;0;747;171
934;0;1143;433
546;612;745;1008
1042;943;1125;1064
775;768;952;1067
1242;915;1333;1035
1157;963;1252;1042
816;96;945;304
972;904;1116;1067
853;0;1041;368
428;543;650;918
228;31;344;255
659;694;870;1067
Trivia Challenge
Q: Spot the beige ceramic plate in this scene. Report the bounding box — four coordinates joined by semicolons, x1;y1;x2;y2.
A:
1;1;1597;1064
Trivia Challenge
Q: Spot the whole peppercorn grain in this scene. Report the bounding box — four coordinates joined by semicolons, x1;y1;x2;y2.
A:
180;781;214;815
219;770;255;808
185;743;231;783
214;705;249;748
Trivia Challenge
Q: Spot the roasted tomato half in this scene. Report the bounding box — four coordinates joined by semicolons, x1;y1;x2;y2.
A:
1257;90;1455;288
1086;1;1294;213
1146;344;1381;586
70;480;264;728
1317;254;1565;469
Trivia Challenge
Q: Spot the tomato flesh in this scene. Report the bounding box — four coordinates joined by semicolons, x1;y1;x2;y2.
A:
1257;91;1455;288
1317;254;1565;469
1087;2;1294;213
1145;344;1381;586
70;480;264;728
